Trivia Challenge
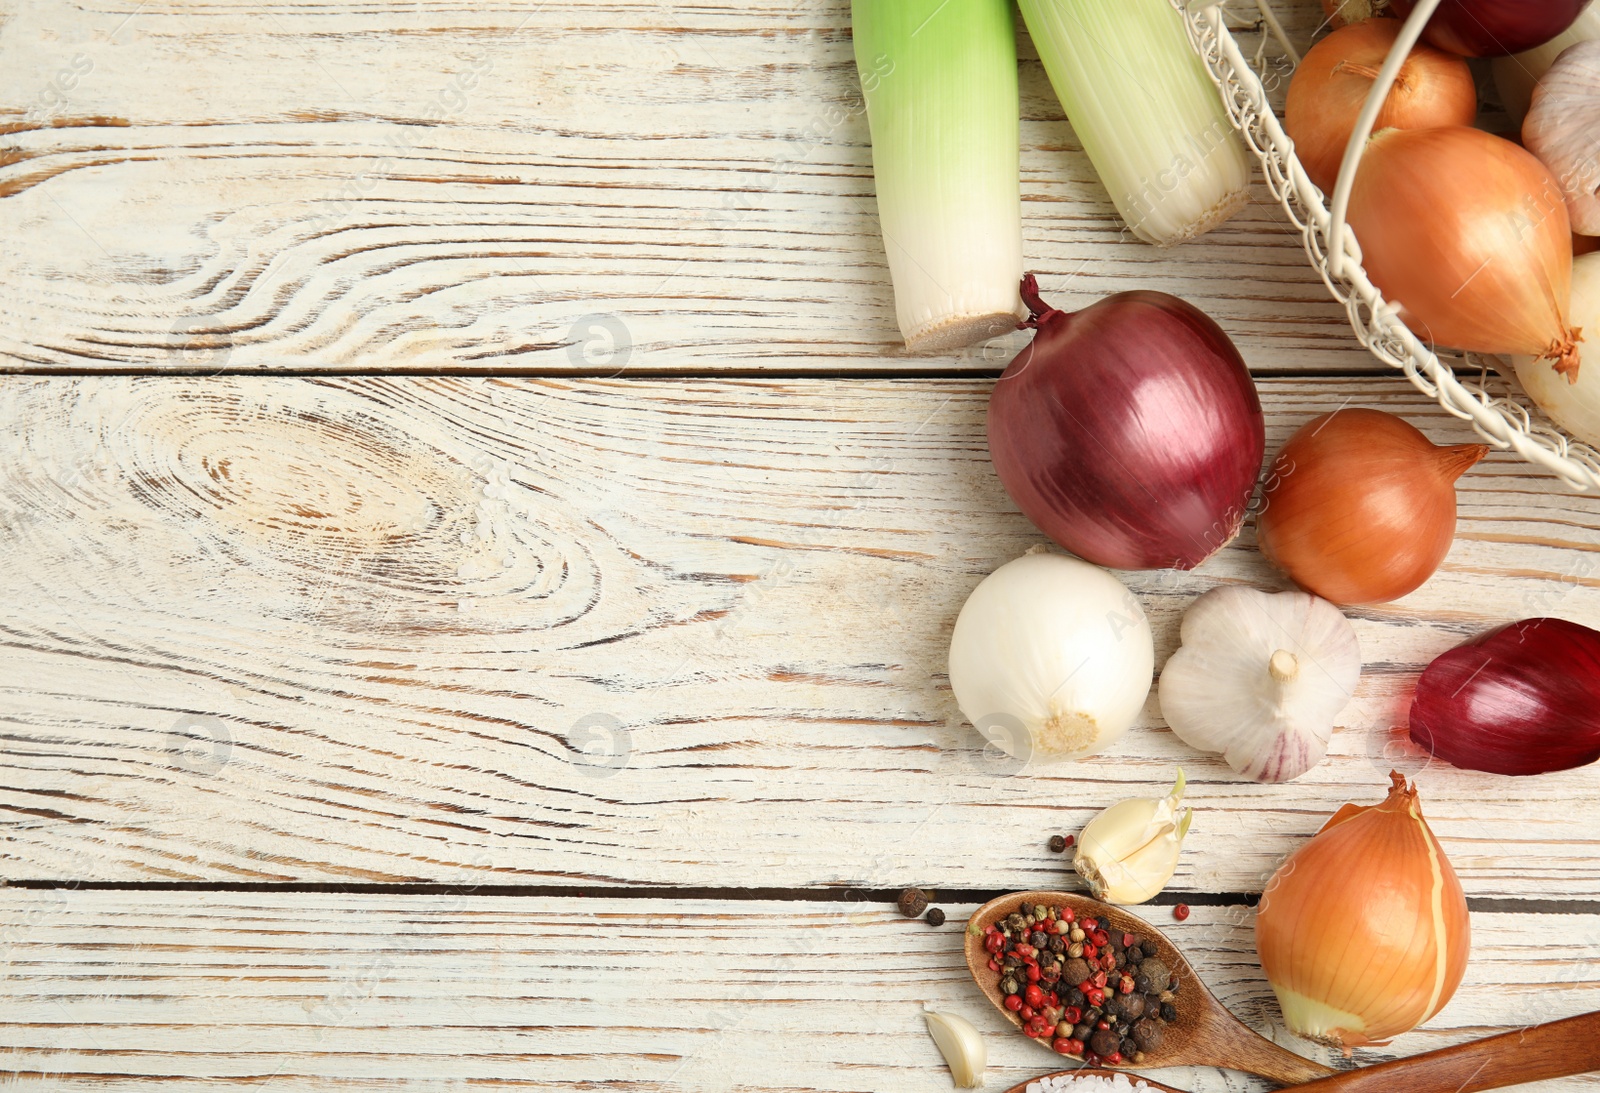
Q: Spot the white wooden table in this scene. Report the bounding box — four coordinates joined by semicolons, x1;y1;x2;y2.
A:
3;1;1599;1090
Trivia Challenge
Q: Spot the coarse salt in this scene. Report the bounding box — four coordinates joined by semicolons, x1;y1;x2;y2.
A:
1025;1074;1151;1093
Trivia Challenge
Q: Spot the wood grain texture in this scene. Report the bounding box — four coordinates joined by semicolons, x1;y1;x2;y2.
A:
3;893;1599;1092
0;0;1371;373
2;375;1598;891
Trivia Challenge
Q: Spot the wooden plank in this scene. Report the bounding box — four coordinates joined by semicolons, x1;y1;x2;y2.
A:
2;375;1596;892
0;0;1370;373
2;892;1598;1091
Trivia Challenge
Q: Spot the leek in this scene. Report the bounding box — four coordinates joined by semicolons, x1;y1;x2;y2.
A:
1017;0;1252;246
852;0;1025;352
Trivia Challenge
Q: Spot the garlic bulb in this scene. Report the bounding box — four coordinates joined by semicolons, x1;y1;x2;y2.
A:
1494;5;1600;127
1516;251;1600;446
922;1011;986;1088
1157;586;1361;783
948;549;1155;764
1524;40;1600;238
1074;771;1193;905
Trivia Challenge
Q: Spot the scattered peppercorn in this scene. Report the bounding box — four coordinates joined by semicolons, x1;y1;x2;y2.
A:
925;907;945;927
1173;903;1191;922
1048;834;1068;853
898;887;928;918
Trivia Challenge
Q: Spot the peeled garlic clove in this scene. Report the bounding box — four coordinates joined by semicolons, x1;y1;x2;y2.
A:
922;1011;986;1088
1157;586;1361;783
1074;770;1193;905
1524;39;1600;237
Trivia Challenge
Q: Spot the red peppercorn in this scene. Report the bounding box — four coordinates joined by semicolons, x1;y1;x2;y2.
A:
1097;1019;1110;1030
1084;1052;1100;1067
1106;1052;1123;1066
1059;907;1076;924
1062;1005;1082;1024
1025;984;1046;1008
1025;964;1041;983
1067;1038;1084;1057
1118;975;1135;995
1083;943;1098;959
1101;953;1117;973
1004;994;1023;1012
1082;918;1097;931
1047;992;1060;1007
1053;1037;1075;1055
1092;930;1109;947
1174;903;1191;922
1092;970;1108;989
1086;987;1105;1006
1122;932;1134;947
984;932;1005;954
1013;943;1036;960
984;923;998;934
987;959;999;972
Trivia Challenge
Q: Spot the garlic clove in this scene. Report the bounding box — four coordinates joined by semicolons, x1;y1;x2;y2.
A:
1074;771;1193;905
1524;39;1600;237
1158;586;1361;783
922;1010;986;1088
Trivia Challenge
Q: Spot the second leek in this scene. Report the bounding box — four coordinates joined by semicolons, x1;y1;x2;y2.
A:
1019;0;1252;246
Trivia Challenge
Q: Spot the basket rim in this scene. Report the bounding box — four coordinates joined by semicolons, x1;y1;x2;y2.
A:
1176;0;1600;493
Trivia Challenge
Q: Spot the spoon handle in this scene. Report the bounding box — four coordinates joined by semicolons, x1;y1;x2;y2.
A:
1200;1014;1336;1084
1293;1011;1600;1092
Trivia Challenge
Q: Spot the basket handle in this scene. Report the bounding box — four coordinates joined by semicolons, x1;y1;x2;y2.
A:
1325;0;1445;279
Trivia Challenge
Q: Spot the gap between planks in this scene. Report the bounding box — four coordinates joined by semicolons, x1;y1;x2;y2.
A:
9;882;1600;917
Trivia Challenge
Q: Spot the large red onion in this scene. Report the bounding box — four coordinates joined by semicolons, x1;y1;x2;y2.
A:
1410;618;1600;775
1389;0;1591;57
987;276;1265;571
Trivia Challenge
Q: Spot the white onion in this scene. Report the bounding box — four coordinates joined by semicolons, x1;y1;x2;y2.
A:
948;549;1154;764
1515;252;1600;447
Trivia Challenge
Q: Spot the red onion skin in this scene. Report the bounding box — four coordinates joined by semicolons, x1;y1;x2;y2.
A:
987;277;1266;571
1410;618;1600;776
1388;0;1589;57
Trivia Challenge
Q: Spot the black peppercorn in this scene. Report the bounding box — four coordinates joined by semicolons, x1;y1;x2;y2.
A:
1030;930;1048;948
1160;1002;1178;1023
1107;991;1145;1021
1007;913;1026;931
1067;988;1086;1008
1138;958;1171;987
1121;1037;1138;1058
1089;1028;1121;1058
898;888;928;918
1001;976;1019;995
1019;902;1034;917
1049;935;1065;954
1048;834;1068;853
925;907;945;927
1131;1017;1164;1052
1133;973;1153;994
1074;1022;1093;1041
1126;945;1144;963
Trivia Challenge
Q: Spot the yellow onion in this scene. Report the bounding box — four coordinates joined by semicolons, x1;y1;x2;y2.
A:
1256;408;1488;606
1256;773;1471;1051
1287;19;1477;194
1349;126;1582;379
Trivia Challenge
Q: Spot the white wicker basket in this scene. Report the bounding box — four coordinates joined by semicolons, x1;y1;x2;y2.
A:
1177;0;1600;492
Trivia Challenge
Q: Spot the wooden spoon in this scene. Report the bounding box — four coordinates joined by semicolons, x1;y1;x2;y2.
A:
966;891;1331;1084
1003;1009;1600;1093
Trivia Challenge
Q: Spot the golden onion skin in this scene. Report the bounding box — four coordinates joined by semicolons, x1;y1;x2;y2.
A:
1256;772;1471;1049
